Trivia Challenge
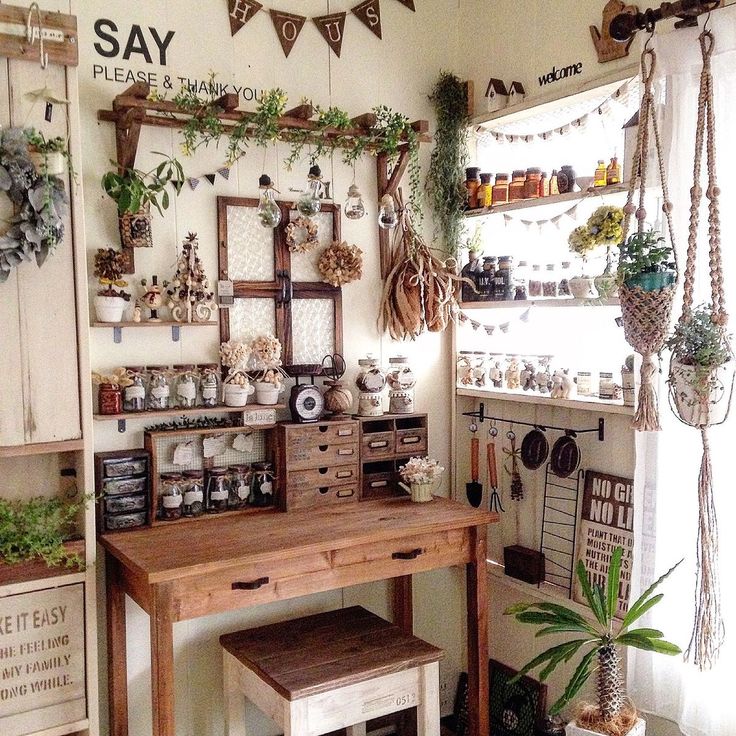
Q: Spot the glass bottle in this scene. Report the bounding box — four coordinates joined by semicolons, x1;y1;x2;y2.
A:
560;165;576;193
472;352;488;388
181;470;205;517
257;174;281;229
528;264;543;298
146;366;171;410
387;356;416;414
297;164;323;217
198;364;221;407
607;156;621;185
250;461;275;507
523;168;541;199
543;264;559;298
494;256;514;301
558;261;572;297
205;467;229;513
465;167;481;208
539;172;549;198
98;383;122;415
508;170;526;201
594;160;607;188
159;473;183;521
173;364;198;409
549;170;560;196
344;183;366;220
477;256;496;300
514;260;529;300
457;351;474;387
123;366;147;412
228;464;252;510
356;355;386;417
491;173;509;206
477;173;492;208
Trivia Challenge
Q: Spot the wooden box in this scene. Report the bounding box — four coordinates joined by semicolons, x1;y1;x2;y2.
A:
503;545;546;585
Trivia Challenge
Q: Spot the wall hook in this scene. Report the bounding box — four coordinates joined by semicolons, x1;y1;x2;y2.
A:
26;2;48;69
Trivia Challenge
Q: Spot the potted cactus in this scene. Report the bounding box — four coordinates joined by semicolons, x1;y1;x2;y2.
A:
505;546;681;736
93;247;131;322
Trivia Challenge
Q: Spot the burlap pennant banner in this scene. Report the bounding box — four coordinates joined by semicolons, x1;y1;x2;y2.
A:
228;0;262;36
313;12;347;57
269;10;307;57
351;0;382;39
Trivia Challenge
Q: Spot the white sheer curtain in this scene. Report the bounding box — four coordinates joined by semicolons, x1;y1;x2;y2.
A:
628;8;736;736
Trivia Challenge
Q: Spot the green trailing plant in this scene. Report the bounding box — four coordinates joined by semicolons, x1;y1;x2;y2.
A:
0;494;91;569
101;153;184;215
172;74;226;157
24;128;77;183
666;303;731;371
252;88;288;147
505;546;682;734
617;230;673;285
426;71;469;257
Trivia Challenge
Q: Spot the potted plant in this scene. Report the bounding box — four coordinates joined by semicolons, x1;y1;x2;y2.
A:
567;225;599;299
505;546;682;736
617;230;675;292
250;334;285;405
101;153;184;248
24;128;73;178
93;247;131;322
398;456;444;503
666;304;733;426
220;340;254;407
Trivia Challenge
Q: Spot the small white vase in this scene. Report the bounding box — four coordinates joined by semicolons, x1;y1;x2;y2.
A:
223;383;253;407
254;381;280;406
569;275;598;300
409;482;434;503
30;150;66;177
669;359;734;427
94;295;127;323
566;717;645;736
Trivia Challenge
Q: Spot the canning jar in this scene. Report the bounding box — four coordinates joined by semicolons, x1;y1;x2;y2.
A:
228;464;252;510
173;364;198;408
205;467;229;513
147;366;171;410
160;473;184;521
198;364;221;407
182;470;205;517
123;366;147;412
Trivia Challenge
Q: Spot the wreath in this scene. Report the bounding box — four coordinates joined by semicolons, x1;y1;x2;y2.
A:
318;240;363;287
0;127;68;283
285;216;319;253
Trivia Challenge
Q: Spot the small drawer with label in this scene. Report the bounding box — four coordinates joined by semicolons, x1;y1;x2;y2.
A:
104;493;148;515
361;431;395;460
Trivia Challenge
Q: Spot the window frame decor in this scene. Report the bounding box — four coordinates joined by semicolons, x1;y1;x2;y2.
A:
217;195;343;366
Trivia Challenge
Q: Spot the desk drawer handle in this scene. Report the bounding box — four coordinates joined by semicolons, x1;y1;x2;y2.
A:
369;440;389;449
232;577;270;590
338;448;355;456
401;435;421;445
392;549;424;561
370;480;388;489
336;470;354;479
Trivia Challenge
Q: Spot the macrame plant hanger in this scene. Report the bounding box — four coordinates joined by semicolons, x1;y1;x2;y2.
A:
668;25;731;670
619;37;679;432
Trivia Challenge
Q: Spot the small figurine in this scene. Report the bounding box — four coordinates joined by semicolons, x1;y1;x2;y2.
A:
521;361;536;392
536;357;552;394
139;275;166;321
561;369;574;399
551;370;565;399
489;360;503;388
132;304;142;323
505;356;521;390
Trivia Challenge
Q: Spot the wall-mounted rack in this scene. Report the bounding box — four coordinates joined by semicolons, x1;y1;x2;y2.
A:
462;402;605;441
610;0;722;40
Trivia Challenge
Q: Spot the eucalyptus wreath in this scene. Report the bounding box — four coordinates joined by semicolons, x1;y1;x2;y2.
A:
0;127;68;283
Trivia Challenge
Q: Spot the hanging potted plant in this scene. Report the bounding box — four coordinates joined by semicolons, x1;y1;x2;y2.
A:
101;153;184;248
616;230;675;293
219;340;254;407
505;546;682;736
666;304;733;427
24;129;73;178
93;247;131;322
250;334;286;405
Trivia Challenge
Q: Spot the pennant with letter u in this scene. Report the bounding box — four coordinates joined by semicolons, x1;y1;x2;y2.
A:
313;12;347;57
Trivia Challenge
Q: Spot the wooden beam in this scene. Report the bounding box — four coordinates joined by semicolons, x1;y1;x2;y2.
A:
384;147;410;198
0;4;78;67
215;93;240;111
284;103;314;120
376;153;391;281
351;112;377;129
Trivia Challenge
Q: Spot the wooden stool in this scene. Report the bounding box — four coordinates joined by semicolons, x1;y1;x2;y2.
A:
220;606;443;736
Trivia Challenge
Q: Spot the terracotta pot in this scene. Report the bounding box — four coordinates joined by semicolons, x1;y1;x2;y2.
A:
30;150;66;177
94;294;127;323
223;383;253;407
254;381;280;406
566;718;645;736
669;358;734;427
569;275;598;300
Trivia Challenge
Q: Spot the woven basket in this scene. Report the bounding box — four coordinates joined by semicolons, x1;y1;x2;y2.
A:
118;203;152;248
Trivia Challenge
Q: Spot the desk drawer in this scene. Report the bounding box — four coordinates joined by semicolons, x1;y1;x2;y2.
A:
396;427;428;454
283;421;358;448
287;483;358;511
287;464;359;491
286;442;358;470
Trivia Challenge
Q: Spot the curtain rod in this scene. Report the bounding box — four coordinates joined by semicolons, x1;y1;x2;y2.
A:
609;0;722;41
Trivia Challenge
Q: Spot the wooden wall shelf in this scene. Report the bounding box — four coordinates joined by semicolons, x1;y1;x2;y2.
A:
92;320;217;343
0;438;85;458
459;298;620;310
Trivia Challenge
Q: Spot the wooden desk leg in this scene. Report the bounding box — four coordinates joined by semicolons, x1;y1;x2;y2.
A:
150;583;176;736
106;554;129;736
466;525;489;736
392;575;413;634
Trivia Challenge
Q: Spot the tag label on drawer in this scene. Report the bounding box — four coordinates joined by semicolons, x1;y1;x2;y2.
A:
243;408;276;426
362;691;418;714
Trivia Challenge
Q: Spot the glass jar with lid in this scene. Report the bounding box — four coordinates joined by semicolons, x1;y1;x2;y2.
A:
173;364;199;409
528;264;543;298
488;353;505;388
205;467;229;513
387;356;416;414
523;168;541;199
147;366;171;410
198;363;221;407
471;351;488;388
123;366;147;412
228;464;252;510
457;351;474;387
508;170;526;201
492;173;509;205
477;173;493;208
356;355;386;417
465;167;481;208
181;470;205;517
514;260;529;301
159;473;183;521
477;256;496;300
250;461;275;507
542;264;559;298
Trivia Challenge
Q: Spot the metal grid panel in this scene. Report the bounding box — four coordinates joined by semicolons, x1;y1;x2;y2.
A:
226;205;275;281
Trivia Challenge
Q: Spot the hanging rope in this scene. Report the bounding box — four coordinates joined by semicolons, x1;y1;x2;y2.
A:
669;28;728;670
618;42;679;432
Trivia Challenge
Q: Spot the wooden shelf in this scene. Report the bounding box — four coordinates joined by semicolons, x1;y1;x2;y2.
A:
456;387;633;416
0;438;85;458
0;540;85;588
94;405;285;422
459;297;620;310
463;183;628;219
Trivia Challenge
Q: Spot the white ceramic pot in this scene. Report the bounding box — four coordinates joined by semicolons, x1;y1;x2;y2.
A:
94;295;127;323
566;717;645;736
30;150;66;177
223;383;253;407
409;482;434;503
594;272;619;299
254;381;280;406
569;275;599;300
669;358;734;427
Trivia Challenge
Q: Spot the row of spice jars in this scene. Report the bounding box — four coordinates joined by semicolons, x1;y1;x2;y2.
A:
159;461;275;520
465;165;578;209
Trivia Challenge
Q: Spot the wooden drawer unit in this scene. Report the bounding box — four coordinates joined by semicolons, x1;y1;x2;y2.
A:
95;449;151;533
287;464;360;490
361;431;395;460
284;421;358;447
287;483;358;511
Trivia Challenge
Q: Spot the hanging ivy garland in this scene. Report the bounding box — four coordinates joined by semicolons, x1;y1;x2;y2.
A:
0;127;68;283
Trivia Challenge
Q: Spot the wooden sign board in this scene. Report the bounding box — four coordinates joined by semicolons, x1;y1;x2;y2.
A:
0;584;86;736
573;470;634;618
0;4;78;67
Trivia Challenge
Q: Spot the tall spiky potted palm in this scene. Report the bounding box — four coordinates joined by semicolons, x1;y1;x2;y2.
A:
505;547;682;736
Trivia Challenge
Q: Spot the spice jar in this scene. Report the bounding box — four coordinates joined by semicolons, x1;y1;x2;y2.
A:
494;256;514;301
123;366;147;412
514;260;529;300
594;160;607;188
492;173;509;205
356;356;386;417
523;168;541;199
549;170;560;196
147;366;171;410
477;256;496;300
472;352;488;388
173;364;198;408
508;170;526;201
205;467;229;513
159;473;183;521
528;264;543;298
228;464;252;510
98;383;122;415
198;363;220;407
182;470;205;517
607;156;621;185
465;167;481;209
387;356;416;414
559;262;572;297
559;164;576;193
543;264;559;297
576;371;594;397
457;351;474;387
477;173;492;208
250;461;275;507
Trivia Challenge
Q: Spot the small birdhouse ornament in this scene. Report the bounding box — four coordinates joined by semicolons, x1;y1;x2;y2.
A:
508;81;526;105
484;78;509;113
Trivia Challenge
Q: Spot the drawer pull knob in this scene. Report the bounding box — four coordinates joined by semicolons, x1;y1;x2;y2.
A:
401;436;421;445
392;548;424;560
337;488;355;498
232;577;270;590
319;445;329;452
369;440;389;449
338;448;355;456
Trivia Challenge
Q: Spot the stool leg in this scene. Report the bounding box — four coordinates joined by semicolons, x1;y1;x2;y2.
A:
223;652;247;736
284;699;309;736
417;662;440;736
346;724;367;736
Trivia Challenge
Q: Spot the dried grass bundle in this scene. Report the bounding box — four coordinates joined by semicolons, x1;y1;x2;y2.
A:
574;701;639;736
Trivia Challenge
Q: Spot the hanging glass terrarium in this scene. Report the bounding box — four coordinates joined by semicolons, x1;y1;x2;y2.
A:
297;164;323;217
378;194;398;230
344;183;366;220
257;174;281;228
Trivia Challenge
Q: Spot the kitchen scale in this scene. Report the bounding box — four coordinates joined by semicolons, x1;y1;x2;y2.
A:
284;364;325;423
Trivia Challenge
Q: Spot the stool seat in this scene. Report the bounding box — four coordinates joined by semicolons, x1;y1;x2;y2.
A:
220;606;443;700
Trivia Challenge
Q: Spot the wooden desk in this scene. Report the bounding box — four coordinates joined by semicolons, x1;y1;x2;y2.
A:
101;497;497;736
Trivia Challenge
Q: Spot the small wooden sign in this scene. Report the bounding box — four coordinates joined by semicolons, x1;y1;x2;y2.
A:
352;0;382;39
395;0;416;11
313;12;347;57
590;0;638;64
269;10;307;57
0;584;86;736
228;0;262;37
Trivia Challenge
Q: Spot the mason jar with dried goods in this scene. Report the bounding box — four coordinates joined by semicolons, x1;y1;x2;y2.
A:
543;264;559;297
198;363;220;407
508;170;526;201
492;173;509;205
387;356;416;414
465;167;481;209
477;173;493;208
523;168;542;199
205;467;229;513
576;371;595;397
173;364;198;409
559;261;572;297
123;366;147;412
457;351;474;387
228;464;252;510
514;260;529;301
147;366;171;410
181;469;205;517
159;473;184;521
471;352;488;388
529;264;543;298
98;383;122;415
250;461;275;507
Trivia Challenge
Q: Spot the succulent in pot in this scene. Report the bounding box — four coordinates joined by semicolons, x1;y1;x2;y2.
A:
93;247;131;323
617;230;675;292
666;304;733;427
24;128;74;179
